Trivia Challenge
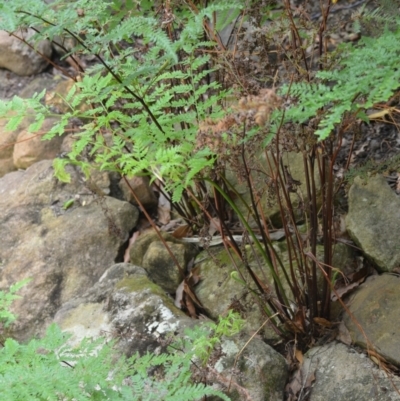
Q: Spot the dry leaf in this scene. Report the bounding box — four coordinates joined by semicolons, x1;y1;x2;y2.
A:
295;349;304;364
285;369;303;400
174;263;201;311
174;280;184;309
123;231;139;263
313;317;333;328
184;294;197;318
183;282;203;307
285;368;315;401
157;190;171;225
186;268;201;286
172;224;191;239
208;217;221;236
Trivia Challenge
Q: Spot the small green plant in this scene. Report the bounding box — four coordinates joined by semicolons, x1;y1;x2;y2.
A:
282;18;400;139
0;0;240;201
0;279;30;328
0;283;232;401
178;310;245;364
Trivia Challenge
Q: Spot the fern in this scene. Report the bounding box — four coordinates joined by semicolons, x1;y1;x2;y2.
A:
0;279;30;328
0;0;240;201
0;283;231;401
282;18;400;139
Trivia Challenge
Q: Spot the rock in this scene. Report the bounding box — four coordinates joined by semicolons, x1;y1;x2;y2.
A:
13;117;65;169
343;274;400;367
129;230;198;294
0;160;139;341
299;342;400;401
193;242;352;341
119;175;158;209
55;263;287;400
0;29;52;76
227;150;319;227
51;35;76;57
346;175;400;272
210;333;288;401
194;246;289;341
55;263;194;356
45;78;86;114
0;119;18;177
19;75;59;99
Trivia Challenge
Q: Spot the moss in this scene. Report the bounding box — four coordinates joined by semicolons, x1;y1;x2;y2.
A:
115;276;167;298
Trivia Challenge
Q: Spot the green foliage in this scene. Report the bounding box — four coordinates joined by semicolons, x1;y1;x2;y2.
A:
0;279;30;328
179;310;245;364
282;18;400;139
0;284;231;401
0;0;240;201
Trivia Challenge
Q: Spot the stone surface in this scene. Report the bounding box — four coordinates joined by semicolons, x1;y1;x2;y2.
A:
300;342;400;401
0;160;138;341
18;75;59;99
119;175;158;209
0;119;19;177
55;262;288;401
194;246;288;341
194;242;351;341
55;263;194;356
0;29;52;76
45;78;81;114
343;274;400;368
227;150;320;227
13;117;65;169
346;175;400;272
211;333;288;401
129;230;198;294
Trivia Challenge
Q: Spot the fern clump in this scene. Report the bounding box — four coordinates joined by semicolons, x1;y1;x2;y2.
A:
0;324;231;401
0;0;241;201
282;18;400;139
0;282;232;401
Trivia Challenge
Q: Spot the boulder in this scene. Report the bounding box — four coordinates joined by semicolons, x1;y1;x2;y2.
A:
55;262;288;401
119;175;158;209
0;160;138;341
346;175;400;272
0;29;52;76
194;242;352;341
343;274;400;367
298;342;400;401
210;333;288;401
227;150;320;227
55;263;194;355
13;117;65;169
0;119;19;177
129;230;198;294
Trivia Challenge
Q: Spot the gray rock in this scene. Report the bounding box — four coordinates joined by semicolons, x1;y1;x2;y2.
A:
55;263;194;355
194;246;282;341
346;175;400;272
227;150;319;227
194;242;352;342
0;160;138;341
0;29;52;76
119;175;158;208
129;230;198;294
343;274;400;368
300;342;400;401
210;333;288;401
0;119;19;177
55;262;287;401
